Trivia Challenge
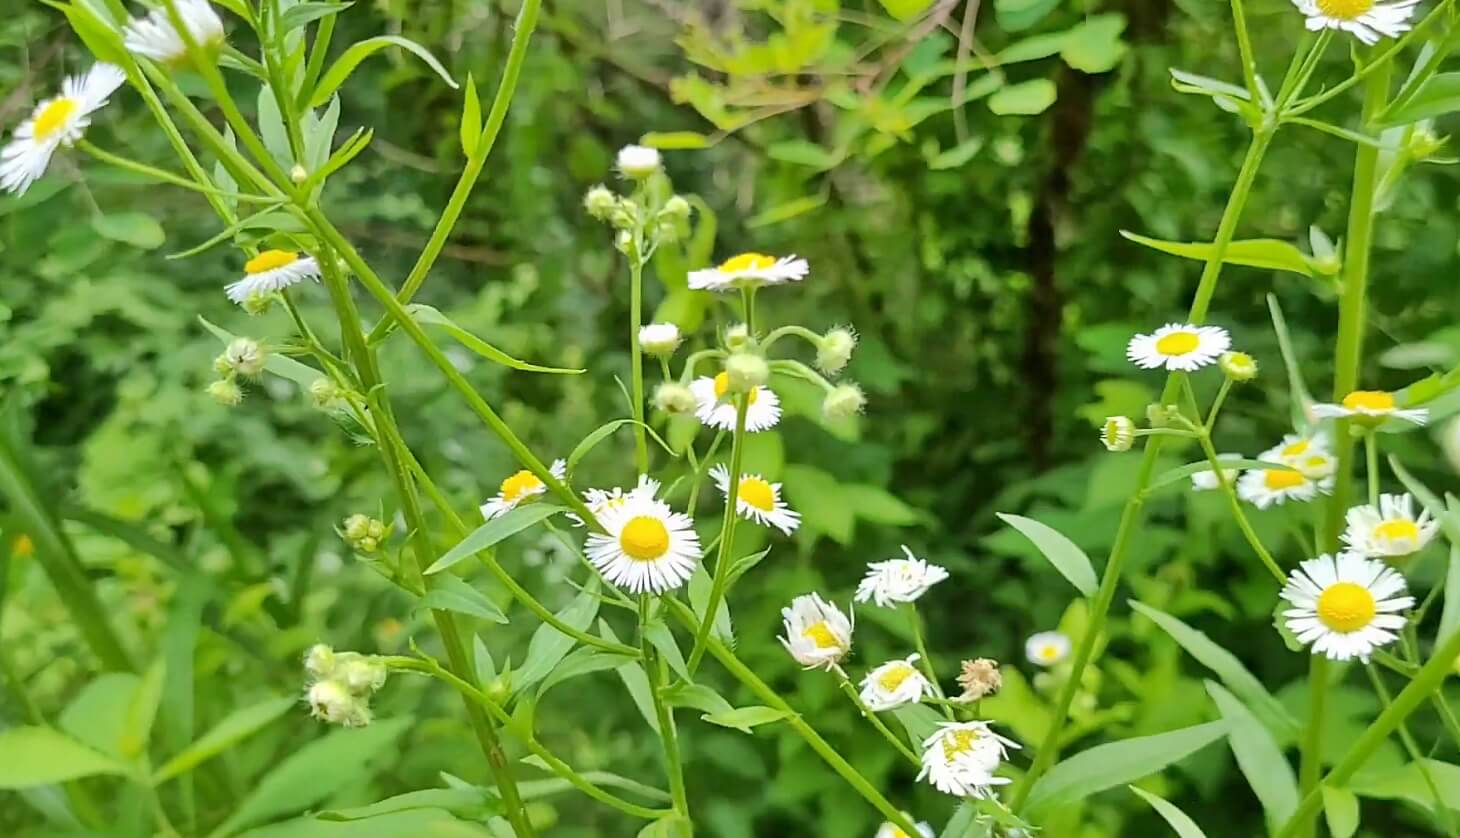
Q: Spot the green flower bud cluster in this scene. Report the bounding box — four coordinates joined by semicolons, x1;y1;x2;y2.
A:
339;513;388;554
208;337;268;407
304;644;388;727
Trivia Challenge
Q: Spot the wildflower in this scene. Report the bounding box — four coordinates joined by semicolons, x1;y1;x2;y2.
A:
1237;451;1332;508
306;679;365;726
225;250;321;305
652;382;696;415
1342;494;1438;558
639;323;682;356
860;654;932;711
1126;323;1231;372
1025;631;1070;667
218;337;266;377
823;384;867;419
817;327;858;376
661;195;692;221
207;379;243;406
1313;390;1428;428
480;459;567;521
917;721;1019;798
1192;454;1243;491
584;488;701;594
855;546;950;607
690;374;781;432
1220;351;1258;382
875;819;934;838
1292;0;1419;45
688;252;810;292
568;475;660;527
1100;416;1135;452
1279;552;1413;662
616;144;662;179
124;0;226;64
584;184;616;219
710;464;800;534
779;593;853;670
1;63;126;195
956;658;1003;702
724;352;770;391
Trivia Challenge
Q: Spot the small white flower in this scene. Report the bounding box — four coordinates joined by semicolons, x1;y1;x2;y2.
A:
125;0;226;64
304;644;336;679
710;464;799;535
1191;453;1243;491
1267;432;1330;462
917;721;1019;798
1342;494;1438;557
480;459;567;520
1220;351;1259;382
1292;0;1419;45
1024;631;1070;667
584;489;701;594
1101;416;1135;452
688;252;810;291
860;654;932;711
1280;552;1413;662
1313;390;1428;427
779;593;853;670
616;144;662;178
567;474;661;527
1126;323;1232;372
225;250;321;304
1;63;126;195
854;546;950;607
1236;462;1332;508
875;819;934;838
690;373;781;432
639;322;682;356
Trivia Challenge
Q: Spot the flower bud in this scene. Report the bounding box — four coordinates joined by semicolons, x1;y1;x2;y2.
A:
290;164;308;184
661;195;692;221
1219;351;1257;382
207;379;243;406
583;184;616;220
724;353;769;392
724;323;751;352
338;655;388;694
304;644;336;680
1409;124;1448;160
609;199;639;231
340;514;387;553
615;229;635;257
1146;403;1177;428
241;291;274;315
309;378;343;410
1100;416;1135;452
223;337;267;377
653;382;697;415
487;675;512;703
639;322;682;357
307;679;361;726
343;514;371;541
816;327;857;376
616;144;662;179
823;383;866;419
655;217;683;244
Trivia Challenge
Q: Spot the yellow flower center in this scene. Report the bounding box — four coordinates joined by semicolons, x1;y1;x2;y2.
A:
33;98;78;141
498;470;543;503
1342;390;1395;412
737;477;776;511
1374;519;1420;543
1038;644;1061;661
719;252;777;273
1316;581;1377;633
712;372;759;405
877;664;916;693
942;728;982;760
1317;0;1376;20
1154;331;1200;356
802;620;841;649
1281;439;1311;457
619;516;670;560
245;249;300;274
1264;469;1307;490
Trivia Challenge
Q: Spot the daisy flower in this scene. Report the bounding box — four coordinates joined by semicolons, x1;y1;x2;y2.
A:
1268;432;1330;462
854;546;950;607
1025;631;1070;667
1126;323;1231;372
638;322;681;356
616;144;661;179
1191;453;1243;491
1292;0;1419;45
225;250;322;304
1100;416;1135;452
875;819;934;838
568;475;660;527
1313;390;1428;427
480;459;567;521
1279;552;1413;662
1;63;126;195
690;373;781;432
859;654;932;711
779;593;853;670
687;252;809;291
124;0;226;64
709;464;799;535
917;721;1019;798
1342;493;1438;557
585;489;701;594
1236;462;1332;508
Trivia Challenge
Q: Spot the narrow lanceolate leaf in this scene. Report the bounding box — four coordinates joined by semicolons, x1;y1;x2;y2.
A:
1122;231;1317;276
1268;294;1317;430
309;35;457;107
407;304;584;374
1023;721;1228;813
0;727;126;788
152;696;296;783
700;706;792;734
512;577;601;693
1206;681;1298;827
416;574;509;623
1380;72;1460;125
427;503;565;574
1130;786;1209;838
459;73;482;157
996;513;1097;597
1440;540;1460;647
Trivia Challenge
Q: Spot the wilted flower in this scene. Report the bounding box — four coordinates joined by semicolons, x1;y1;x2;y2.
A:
124;0;226;64
855;546;949;607
779;593;853;670
860;654;932;711
956;658;1003;702
917;721;1019;798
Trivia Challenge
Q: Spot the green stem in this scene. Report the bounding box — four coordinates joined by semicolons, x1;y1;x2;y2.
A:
833;668;921;766
760;324;822;351
298;13;337;111
1196;433;1286;583
1228;0;1261;100
905;605;952;718
75;141;271;201
1205;378;1233;433
629;254;650;473
639;596;689;816
1365;432;1380;506
1364;664;1458;837
120;65;238;223
687;396;749;673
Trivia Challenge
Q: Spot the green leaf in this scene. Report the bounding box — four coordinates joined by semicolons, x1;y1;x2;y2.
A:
60;672;141;760
0;727;126;788
1206;681;1298;826
700;706;791;734
746;192;829;228
47;0;128;65
568;418;673;471
645;620;690;682
537;647;636;697
1389;457;1460;545
1147;459;1292;493
878;0;936;20
996;513;1097;597
1441;540;1460;647
1122;231;1315;276
1381;73;1460;125
1268;295;1317;430
1024;721;1228;813
663;683;735;717
927;137;983;170
1061;14;1127;74
198;316;323;389
123;660;166;759
257;85;292;167
279;2;352;34
459;74;481;157
309;35;458;108
417;574;509;624
1351;759;1460;814
513;577;601;693
639;131;712;149
995;0;1059;31
153;696;296;783
407;304;584;374
427;503;565;574
318;788;487;820
602;622;660;734
1129;786;1209;838
92;212;165;249
987;79;1057;115
687;563;734;647
1322;786;1360;838
638;815;695;838
1130;602;1299;742
782;464;855;545
767;140;842;170
1170;68;1250;101
891;703;943;745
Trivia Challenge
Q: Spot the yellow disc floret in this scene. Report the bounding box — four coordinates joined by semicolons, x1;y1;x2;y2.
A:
802;621;841;649
1374;519;1420;543
737;477;776;511
712;371;759;405
1317;0;1376;20
1316;581;1377;632
720;252;777;273
942;728;981;760
33;98;78;141
1154;331;1200;356
619;516;670;560
1342;390;1395;412
877;663;915;693
1264;469;1307;490
498;470;543;503
245;249;300;274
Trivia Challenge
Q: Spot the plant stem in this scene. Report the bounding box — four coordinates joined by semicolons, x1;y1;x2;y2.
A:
1229;0;1261;99
834;668;922;766
687;396;749;673
1196;433;1286;583
905;604;952;718
629;254;650;473
76;141;271;201
1365;432;1380;506
1364;664;1458;836
640;596;689;816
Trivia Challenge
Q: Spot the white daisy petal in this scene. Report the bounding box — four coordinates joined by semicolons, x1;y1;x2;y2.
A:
709;464;800;534
1126;323;1231;372
854;546;950;607
480;459;566;520
689;374;781;432
1311;390;1428;427
225;250;322;304
1291;0;1418;44
688;252;809;292
779;592;853;670
1;63;126;195
1023;631;1071;667
584;487;701;594
1341;493;1438;557
1277;551;1412;662
125;0;226;64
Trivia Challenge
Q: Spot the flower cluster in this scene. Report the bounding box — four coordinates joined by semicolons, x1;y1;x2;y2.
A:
304;644;388;727
338;513;389;554
206;337;268;406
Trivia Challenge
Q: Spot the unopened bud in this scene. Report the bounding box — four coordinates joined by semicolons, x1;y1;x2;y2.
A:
290;164;308;184
207;379;243;406
615;229;635;257
724;323;751;352
1101;416;1135;452
610;200;639;231
816;327;857;376
1409;125;1448;160
653;382;696;414
223;337;267;377
241;292;274;316
823;383;866;419
584;185;616;220
616;144;662;179
661;195;692;221
307;680;361;726
343;514;371;541
1219;351;1257;382
304;644;336;679
724;353;769;392
309;378;343;409
337;655;388;694
639;322;682;357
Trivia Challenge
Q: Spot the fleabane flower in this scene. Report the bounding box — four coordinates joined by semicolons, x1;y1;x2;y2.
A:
124;0;226;64
710;464;799;535
568;475;661;527
1101;416;1135;452
639;322;682;356
688;252;809;291
1220;350;1258;382
854;546;949;607
1191;453;1243;491
225;250;321;304
1126;323;1231;372
875;820;934;838
860;654;932;711
1;63;126;195
1025;631;1070;667
1313;390;1428;427
1280;552;1413;662
779;593;853;670
1342;493;1438;557
1236;460;1332;508
1292;0;1419;45
480;459;567;520
690;373;781;432
584;489;701;594
917;721;1019;798
616;144;661;179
